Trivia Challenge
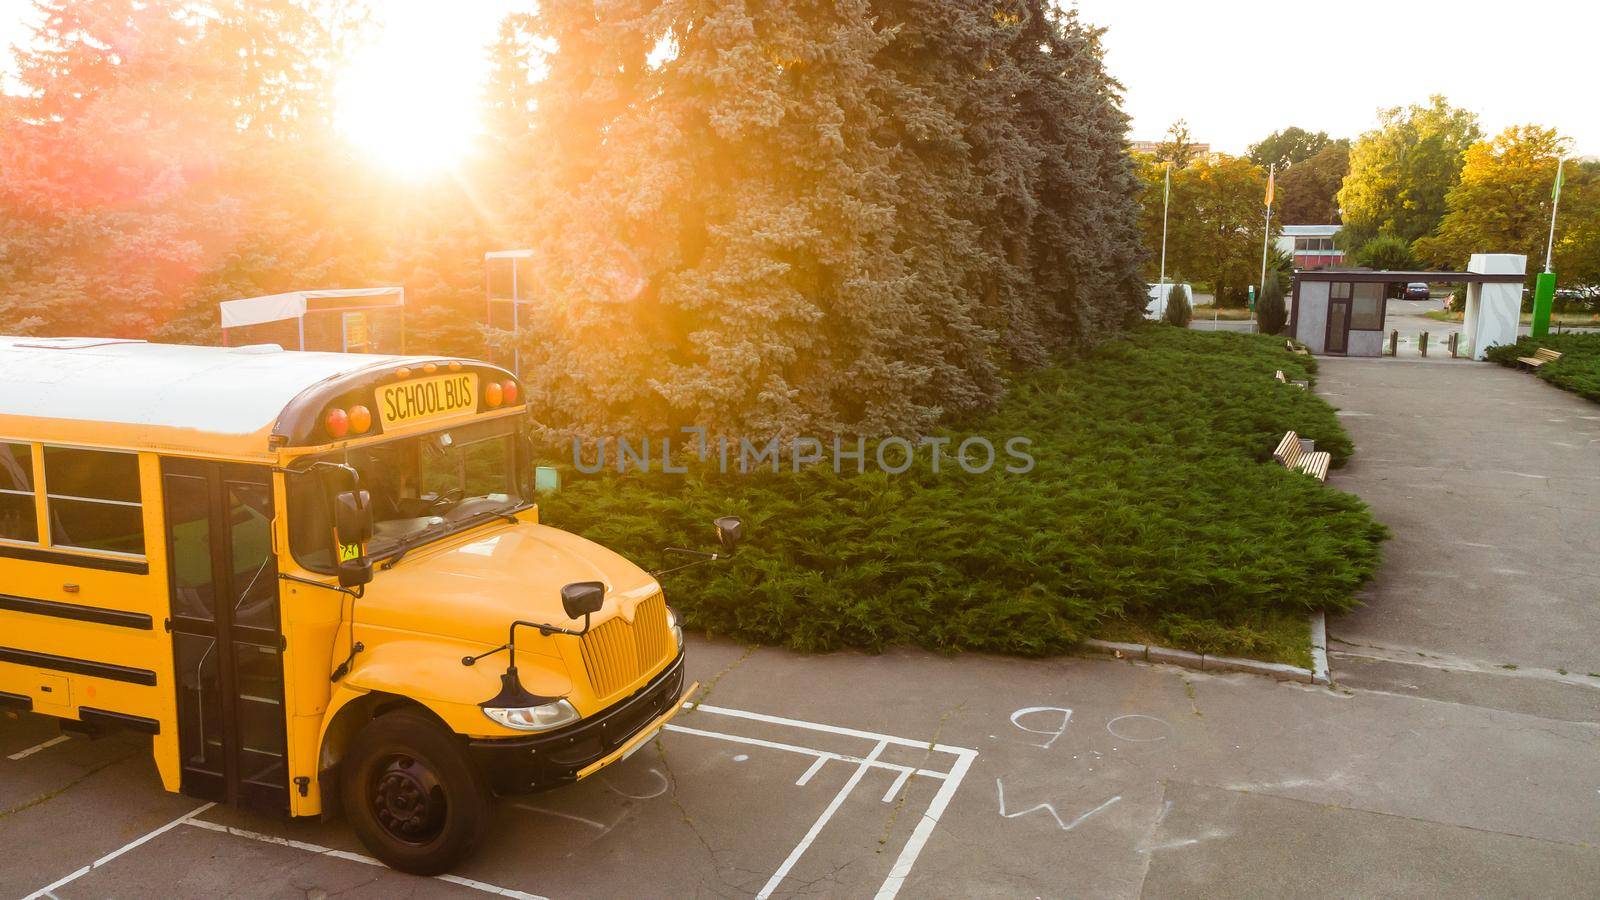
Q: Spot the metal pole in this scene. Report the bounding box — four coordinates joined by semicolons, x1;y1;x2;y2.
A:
1545;157;1564;274
1257;164;1274;332
1157;164;1170;318
1532;158;1565;338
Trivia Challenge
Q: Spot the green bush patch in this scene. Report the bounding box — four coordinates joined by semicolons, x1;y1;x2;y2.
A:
536;327;1387;663
1486;333;1600;404
1097;609;1313;669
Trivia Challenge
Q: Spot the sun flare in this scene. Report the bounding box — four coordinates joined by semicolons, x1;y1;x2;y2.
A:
334;34;481;177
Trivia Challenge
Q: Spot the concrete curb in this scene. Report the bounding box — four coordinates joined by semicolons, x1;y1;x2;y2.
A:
1082;611;1332;686
1310;611;1330;685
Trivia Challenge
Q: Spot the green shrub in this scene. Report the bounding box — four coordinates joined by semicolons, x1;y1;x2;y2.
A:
1162;282;1192;327
534;327;1386;657
1486;333;1600;403
1257;271;1288;335
1355;234;1416;270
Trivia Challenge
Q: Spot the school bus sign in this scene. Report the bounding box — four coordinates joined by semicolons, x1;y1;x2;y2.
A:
377;372;477;428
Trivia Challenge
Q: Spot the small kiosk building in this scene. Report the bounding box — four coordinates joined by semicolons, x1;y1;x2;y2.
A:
1289;254;1526;359
219;287;406;354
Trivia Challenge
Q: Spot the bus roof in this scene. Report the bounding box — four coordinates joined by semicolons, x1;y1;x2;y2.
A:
0;337;463;458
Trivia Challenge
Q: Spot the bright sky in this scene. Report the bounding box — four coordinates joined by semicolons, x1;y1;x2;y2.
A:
1;0;1596;165
328;1;523;172
1072;0;1599;157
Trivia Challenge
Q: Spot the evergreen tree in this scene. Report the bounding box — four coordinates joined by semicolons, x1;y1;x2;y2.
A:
517;0;1147;438
1;0;1152;442
1162;282;1191;326
0;0;232;336
1257;271;1287;335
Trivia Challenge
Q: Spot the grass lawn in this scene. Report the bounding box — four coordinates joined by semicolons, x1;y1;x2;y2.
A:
1191;304;1255;321
1424;309;1600;327
534;326;1387;665
1486;332;1600;403
1096;609;1313;669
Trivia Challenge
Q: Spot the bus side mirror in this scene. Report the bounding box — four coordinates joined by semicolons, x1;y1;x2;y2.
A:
335;490;373;546
714;516;743;554
561;581;606;620
338;557;374;589
333;490;374;590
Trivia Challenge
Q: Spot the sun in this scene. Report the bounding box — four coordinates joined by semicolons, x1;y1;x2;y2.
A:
334;36;481;177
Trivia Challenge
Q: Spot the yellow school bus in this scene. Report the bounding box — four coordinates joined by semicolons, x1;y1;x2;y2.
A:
0;335;726;873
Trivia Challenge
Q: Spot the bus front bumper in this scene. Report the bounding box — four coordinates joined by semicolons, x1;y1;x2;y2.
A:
468;651;696;793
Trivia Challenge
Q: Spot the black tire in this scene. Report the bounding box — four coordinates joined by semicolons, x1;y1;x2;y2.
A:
341;709;491;875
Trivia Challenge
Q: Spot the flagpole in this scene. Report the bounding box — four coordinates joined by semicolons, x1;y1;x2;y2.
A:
1158;163;1171;317
1257;163;1274;331
1545;157;1565;274
1531;157;1565;337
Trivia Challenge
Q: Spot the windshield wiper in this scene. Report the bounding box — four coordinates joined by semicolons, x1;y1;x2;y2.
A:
378;504;533;571
378;519;454;571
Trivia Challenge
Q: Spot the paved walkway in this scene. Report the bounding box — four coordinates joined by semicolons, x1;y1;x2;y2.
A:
1318;357;1600;708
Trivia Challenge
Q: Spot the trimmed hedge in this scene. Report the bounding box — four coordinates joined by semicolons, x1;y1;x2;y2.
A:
534;327;1386;657
1486;333;1600;403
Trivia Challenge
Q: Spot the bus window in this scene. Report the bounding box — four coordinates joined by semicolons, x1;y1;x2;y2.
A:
0;442;37;543
43;447;145;556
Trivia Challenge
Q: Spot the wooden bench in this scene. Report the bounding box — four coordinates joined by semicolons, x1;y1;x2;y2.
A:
1517;347;1562;369
1274;370;1308;390
1273;430;1331;482
1285;339;1311;357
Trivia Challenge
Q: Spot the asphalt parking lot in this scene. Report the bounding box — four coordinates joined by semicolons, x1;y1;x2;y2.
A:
5;635;1598;899
7;356;1600;899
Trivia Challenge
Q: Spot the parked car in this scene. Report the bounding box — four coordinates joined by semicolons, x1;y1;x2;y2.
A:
1403;282;1431;300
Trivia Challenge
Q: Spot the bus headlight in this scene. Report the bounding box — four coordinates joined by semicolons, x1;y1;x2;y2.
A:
666;605;684;651
483;698;580;732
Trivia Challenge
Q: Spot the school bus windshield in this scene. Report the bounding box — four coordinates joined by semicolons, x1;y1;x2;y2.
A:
287;417;524;571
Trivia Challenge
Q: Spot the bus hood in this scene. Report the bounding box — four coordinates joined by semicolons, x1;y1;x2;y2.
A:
356;521;661;651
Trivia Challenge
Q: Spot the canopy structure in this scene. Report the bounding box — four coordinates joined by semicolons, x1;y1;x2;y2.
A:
485;250;534;376
220;287;405;354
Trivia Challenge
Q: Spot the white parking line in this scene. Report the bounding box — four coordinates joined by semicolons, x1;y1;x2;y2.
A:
881;766;914;803
663;721;949;781
677;703;979;900
23;802;215;900
183;819;545;899
794;754;829;786
7;733;69;761
758;739;888;899
877;747;976;900
23;703;977;899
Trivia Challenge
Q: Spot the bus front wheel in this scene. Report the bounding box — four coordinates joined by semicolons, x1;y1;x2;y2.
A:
341;709;491;875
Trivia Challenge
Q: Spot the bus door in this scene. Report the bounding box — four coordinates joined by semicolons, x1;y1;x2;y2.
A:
161;459;289;811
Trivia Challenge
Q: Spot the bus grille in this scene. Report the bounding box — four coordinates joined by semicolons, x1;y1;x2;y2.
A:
581;593;671;700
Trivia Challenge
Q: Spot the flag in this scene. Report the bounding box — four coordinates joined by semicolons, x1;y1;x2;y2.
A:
1552;158;1565;202
1264;165;1275;209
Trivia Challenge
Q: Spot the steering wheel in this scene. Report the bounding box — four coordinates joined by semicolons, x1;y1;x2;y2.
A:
425;488;466;513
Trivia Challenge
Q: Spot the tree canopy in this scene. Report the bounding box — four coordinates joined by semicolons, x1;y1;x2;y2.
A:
1248;126;1342;173
1275;143;1348;224
0;0;1149;440
1413;125;1597;277
1139;154;1275;307
1337;95;1481;249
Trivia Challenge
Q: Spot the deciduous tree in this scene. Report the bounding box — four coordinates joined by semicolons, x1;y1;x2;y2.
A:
1275;143;1348;224
1141;154;1274;308
1412;125;1598;278
1248;126;1340;173
1338;95;1480;249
